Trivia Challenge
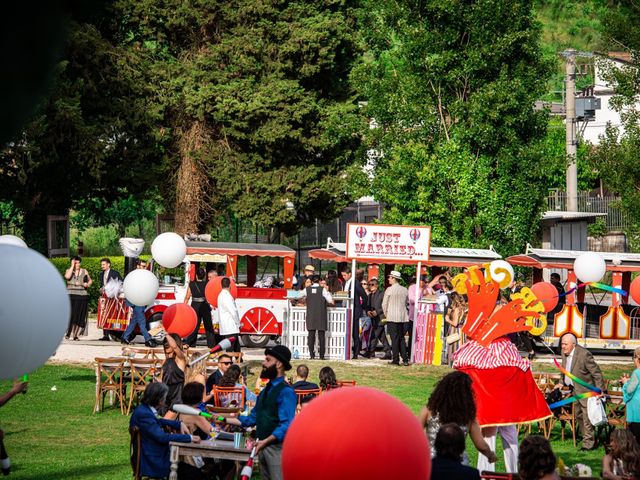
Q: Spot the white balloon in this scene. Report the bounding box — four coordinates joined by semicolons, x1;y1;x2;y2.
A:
123;269;159;307
0;235;27;248
151;232;186;268
0;245;70;379
573;252;606;283
489;260;514;288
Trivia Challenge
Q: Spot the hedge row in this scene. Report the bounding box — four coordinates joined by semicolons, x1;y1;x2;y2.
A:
50;256;150;312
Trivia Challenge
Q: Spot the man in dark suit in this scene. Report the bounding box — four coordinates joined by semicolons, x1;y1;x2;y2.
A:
350;269;368;359
291;365;319;390
560;333;605;450
431;423;480;480
365;278;391;359
130;382;197;479
98;257;123;341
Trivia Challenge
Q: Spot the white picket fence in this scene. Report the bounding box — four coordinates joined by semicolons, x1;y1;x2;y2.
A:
283;306;348;360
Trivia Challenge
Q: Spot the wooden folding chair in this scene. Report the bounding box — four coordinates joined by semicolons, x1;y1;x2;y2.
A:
212;386;245;409
127;359;159;415
337;380;357;387
205;360;218;377
294;388;321;405
94;357;126;414
547;398;577;447
211;351;244;364
129;426;141;480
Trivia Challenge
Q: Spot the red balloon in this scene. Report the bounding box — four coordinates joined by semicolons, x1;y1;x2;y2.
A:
630;276;640;304
531;282;559;313
282;387;431;480
162;303;197;337
205;277;237;307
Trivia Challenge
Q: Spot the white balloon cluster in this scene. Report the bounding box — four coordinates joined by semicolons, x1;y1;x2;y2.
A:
0;242;70;379
122;232;186;307
573;252;606;283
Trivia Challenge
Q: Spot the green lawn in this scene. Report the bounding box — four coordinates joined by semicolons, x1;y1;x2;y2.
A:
0;359;633;479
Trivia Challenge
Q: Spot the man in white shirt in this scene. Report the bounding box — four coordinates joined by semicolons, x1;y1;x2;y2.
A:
218;277;241;352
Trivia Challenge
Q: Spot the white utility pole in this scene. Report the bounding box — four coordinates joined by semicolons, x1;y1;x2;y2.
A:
564;49;578;212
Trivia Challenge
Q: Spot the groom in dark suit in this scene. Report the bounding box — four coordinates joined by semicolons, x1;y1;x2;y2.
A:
560;333;605;450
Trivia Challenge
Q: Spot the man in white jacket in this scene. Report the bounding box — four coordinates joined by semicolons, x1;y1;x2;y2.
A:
218;277;241;352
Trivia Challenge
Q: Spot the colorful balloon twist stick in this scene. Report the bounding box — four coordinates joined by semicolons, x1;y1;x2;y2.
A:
545;350;603;409
561;282;627;297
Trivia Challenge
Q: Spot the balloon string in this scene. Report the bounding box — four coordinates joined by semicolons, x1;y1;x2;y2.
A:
560;282;627;297
540;340;603;409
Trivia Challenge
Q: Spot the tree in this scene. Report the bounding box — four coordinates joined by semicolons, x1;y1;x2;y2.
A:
0;16;166;253
114;0;365;237
353;0;556;255
588;1;640;249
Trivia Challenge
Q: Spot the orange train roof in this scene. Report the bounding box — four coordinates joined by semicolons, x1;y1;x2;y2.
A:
185;241;295;259
507;247;640;272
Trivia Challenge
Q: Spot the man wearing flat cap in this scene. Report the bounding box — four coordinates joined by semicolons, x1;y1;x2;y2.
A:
298;264;315;290
382;270;409;366
224;345;296;479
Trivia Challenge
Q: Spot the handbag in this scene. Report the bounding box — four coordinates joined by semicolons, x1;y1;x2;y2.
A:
446;332;460;345
587;396;607;427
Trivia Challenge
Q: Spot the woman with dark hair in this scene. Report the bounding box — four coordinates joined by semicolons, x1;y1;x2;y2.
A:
64;255;92;340
326;269;342;294
184;267;217;348
319;366;338;390
217;364;256;408
602;429;640;480
518;436;558;480
161;333;187;417
418;371;496;464
130;382;198;479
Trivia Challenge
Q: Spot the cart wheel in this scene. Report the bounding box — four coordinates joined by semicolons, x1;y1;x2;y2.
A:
242;334;270;348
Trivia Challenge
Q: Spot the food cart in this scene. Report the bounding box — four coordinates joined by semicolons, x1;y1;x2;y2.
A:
507;246;640;350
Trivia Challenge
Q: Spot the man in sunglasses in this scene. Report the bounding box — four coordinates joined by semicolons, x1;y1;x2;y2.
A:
205;353;233;395
365;278;391;359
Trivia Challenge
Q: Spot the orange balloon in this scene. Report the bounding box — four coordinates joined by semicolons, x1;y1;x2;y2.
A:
530;282;559;313
282;387;431;480
630;276;640;304
162;303;197;337
205;277;237;308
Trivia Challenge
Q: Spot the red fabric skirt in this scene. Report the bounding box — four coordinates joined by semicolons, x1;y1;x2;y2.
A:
457;365;552;427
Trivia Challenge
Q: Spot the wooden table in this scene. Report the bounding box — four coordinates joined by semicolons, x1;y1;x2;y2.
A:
169;438;253;480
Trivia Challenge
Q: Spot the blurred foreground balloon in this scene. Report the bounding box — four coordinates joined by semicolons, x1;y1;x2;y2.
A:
282;387;431;480
0;245;70;379
162;303;197;337
573;252;606;283
205;277;238;308
0;235;27;248
151;232;186;268
123;269;159;306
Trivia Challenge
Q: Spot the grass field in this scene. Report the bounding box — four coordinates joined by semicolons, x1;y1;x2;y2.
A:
0;359;633;479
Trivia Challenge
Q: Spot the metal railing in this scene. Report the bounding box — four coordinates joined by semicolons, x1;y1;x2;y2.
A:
546;190;630;231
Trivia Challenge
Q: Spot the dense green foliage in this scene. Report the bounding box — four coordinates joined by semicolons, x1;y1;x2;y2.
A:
354;0;555;255
0;361;628;479
0;16;166;253
587;0;640;249
112;0;365;236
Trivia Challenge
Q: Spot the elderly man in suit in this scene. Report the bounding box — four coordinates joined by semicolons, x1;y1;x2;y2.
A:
560;333;605;451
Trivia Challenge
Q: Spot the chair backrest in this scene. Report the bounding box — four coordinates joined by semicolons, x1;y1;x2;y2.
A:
213;386;245;408
294;388;321;405
337;380;357;387
129;426;141;480
481;472;520;480
129;359;159;391
95;358;124;388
